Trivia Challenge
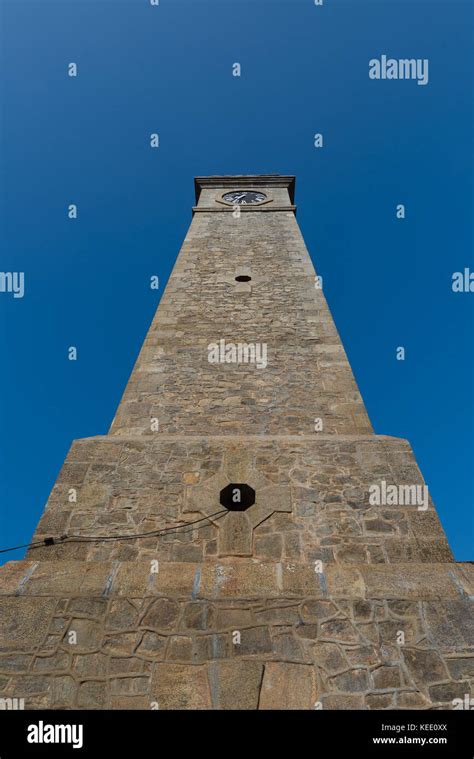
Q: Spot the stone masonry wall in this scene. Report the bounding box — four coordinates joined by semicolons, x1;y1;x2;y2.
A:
109;192;372;437
0;176;471;710
28;435;452;564
0;560;472;709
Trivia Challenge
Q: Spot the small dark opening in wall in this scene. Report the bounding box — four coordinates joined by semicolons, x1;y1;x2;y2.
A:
220;483;256;512
235;275;251;282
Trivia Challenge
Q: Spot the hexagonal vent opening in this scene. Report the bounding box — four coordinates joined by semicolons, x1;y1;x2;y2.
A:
235;275;251;282
220;483;255;512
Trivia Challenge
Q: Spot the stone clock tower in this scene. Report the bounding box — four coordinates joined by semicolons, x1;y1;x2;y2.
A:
0;175;472;710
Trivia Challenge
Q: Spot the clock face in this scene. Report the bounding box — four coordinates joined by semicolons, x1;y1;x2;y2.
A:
222;190;267;205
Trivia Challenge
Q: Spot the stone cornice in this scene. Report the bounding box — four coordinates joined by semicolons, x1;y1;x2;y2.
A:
1;561;471;600
194;174;296;204
192;205;297;215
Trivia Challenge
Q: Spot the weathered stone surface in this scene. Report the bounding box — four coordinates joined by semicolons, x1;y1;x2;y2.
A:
402;649;448;685
0;654;34;673
171;544;203;563
281;564;326;597
329;668;369;693
78;681;107;708
446;657;474;680
346;645;380;667
366;693;393;709
361;565;461;600
182;602;215;630
371;665;402;690
387;600;418;618
8;675;50;695
234;627;272;656
67;598;107;617
319;618;360;644
271;632;310;663
214;607;254;629
254;534;282;560
300;600;337;622
295;623;319;640
33;652;70;672
151;664;211;709
199;562;277;600
74;653;108;676
0;562;37;595
109;657;143;675
191;633;228;662
379;619;418;646
397;691;430;708
136;632;167;659
260;662;317;709
312;643;348;673
423;601;474;651
167;636;193;661
218;512;252;557
321;693;365;709
102;633;137;656
0;599;55;648
109;696;150;709
106;600;138;631
50;676;77;707
141;599;179;631
66;619;102;651
209;661;263;709
428;681;469;703
255;604;299;625
325;566;365;598
110;676;149;696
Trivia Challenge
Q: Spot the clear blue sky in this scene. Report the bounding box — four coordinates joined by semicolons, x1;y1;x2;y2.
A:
0;0;472;561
